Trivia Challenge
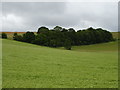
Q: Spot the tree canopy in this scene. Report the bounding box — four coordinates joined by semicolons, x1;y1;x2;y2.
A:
2;33;7;39
13;26;114;50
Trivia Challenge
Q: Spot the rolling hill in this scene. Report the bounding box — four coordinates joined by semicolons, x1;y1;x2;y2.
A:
2;39;118;88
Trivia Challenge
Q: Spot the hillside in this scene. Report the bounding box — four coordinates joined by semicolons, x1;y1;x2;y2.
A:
2;39;118;88
59;41;118;52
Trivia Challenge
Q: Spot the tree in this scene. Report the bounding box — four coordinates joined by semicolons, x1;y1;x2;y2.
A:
13;33;18;40
61;28;68;32
49;39;57;47
23;32;35;43
33;33;48;46
12;26;114;49
2;33;7;39
68;28;76;45
54;26;62;31
64;39;72;50
14;35;23;41
37;26;49;34
13;33;23;41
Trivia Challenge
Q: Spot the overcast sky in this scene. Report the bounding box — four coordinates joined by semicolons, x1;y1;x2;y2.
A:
1;1;118;32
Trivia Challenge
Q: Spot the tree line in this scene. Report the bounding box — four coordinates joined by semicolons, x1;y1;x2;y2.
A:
2;26;114;50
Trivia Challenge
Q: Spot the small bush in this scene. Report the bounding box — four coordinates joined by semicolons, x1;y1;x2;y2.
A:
2;33;7;39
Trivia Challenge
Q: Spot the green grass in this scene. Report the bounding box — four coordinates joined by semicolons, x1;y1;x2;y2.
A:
2;39;118;88
59;41;118;52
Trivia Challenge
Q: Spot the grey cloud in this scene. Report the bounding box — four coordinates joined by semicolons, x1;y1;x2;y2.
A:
2;2;118;32
2;2;66;16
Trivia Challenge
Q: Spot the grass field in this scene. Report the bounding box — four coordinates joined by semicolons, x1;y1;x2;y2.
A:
2;39;118;88
59;41;118;52
0;32;26;40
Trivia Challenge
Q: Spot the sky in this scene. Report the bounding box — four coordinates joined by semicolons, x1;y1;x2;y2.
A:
1;0;119;32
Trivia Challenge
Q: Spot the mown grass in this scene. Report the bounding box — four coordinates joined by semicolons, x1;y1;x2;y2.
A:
2;39;118;88
59;40;118;52
63;41;118;52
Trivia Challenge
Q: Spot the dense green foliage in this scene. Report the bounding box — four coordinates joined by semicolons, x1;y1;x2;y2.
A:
2;33;7;39
13;33;23;41
37;26;49;34
64;39;72;50
13;26;114;49
2;39;118;88
23;32;35;43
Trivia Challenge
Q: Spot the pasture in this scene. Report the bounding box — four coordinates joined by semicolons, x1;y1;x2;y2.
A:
2;39;118;88
1;32;26;40
111;32;119;39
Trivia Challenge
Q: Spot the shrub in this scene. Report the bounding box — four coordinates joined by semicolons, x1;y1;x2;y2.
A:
13;33;18;40
2;33;7;39
23;32;35;43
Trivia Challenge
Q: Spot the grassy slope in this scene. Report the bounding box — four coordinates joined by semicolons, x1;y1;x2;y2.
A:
2;39;118;88
72;41;118;52
59;41;118;52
